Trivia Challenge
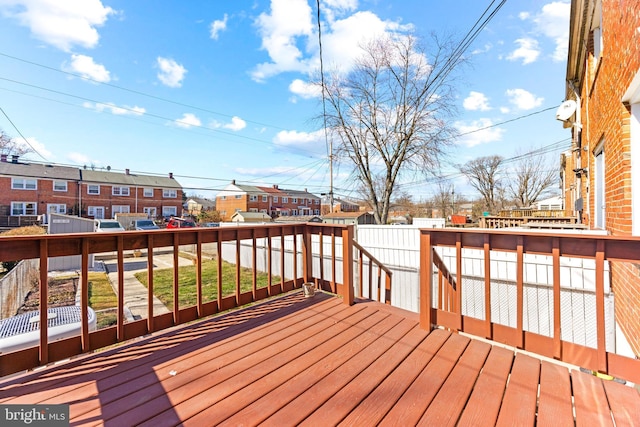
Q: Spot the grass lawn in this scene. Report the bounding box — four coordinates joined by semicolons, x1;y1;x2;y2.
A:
87;272;118;328
134;259;281;309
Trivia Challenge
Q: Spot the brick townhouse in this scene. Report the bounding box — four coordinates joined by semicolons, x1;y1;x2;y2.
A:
216;180;321;221
563;0;640;355
0;156;184;226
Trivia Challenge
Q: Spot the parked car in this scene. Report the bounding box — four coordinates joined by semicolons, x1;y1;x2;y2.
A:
131;219;160;230
95;219;125;232
165;217;197;229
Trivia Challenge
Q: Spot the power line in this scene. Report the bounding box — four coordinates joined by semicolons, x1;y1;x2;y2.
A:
0;106;48;161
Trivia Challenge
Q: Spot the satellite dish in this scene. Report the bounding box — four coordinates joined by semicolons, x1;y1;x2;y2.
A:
556;100;577;121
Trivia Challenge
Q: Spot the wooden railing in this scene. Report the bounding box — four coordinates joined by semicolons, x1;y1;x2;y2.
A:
353;241;392;304
419;228;640;384
0;223;356;376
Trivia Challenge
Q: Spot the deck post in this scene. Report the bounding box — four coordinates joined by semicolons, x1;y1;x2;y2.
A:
341;225;354;305
302;226;312;284
419;230;433;331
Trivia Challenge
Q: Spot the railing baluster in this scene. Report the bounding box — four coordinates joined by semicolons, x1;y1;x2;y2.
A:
331;233;336;293
517;236;524;349
292;226;298;288
252;229;257;300
341;225;354;305
455;233;462;331
147;234;155;333
235;230;241;306
483;234;492;339
595;240;607;373
267;228;273;296
318;230;324;290
81;238;90;351
280;231;285;293
196;232;203;317
358;250;364;298
552;237;561;358
172;233;179;325
216;230;222;308
39;239;49;365
119;235;126;338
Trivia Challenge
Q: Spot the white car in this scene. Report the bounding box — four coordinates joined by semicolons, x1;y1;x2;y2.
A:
95;219;125;232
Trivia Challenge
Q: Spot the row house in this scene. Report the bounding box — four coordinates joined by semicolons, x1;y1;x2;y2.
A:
320;196;360;215
563;0;640;355
215;180;321;221
0;156;184;226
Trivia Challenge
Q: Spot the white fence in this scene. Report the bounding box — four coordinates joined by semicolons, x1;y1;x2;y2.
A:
217;224;617;352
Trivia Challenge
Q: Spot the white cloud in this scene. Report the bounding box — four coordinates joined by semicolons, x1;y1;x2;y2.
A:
175;113;201;128
533;1;570;62
455;119;505;147
0;0;116;52
18;137;52;159
505;88;543;110
210;13;228;40
83;101;145;116
251;1;411;82
273;129;326;155
156;57;187;88
67;54;111;82
224;116;246;131
68;152;94;165
463;91;491;111
289;79;321;99
506;38;540;64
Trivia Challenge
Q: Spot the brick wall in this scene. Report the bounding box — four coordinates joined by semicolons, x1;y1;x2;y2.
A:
579;0;640;356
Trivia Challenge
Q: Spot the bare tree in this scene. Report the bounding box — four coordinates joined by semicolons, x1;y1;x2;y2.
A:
507;151;558;207
0;129;31;157
321;33;463;224
430;181;455;218
459;155;504;214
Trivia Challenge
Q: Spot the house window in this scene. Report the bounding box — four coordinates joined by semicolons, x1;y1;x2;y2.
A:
163;189;177;198
292;198;298;204
144;207;157;218
273;196;278;203
594;140;605;229
262;195;268;202
11;202;36;215
162;206;177;217
592;1;603;62
260;209;267;213
88;206;105;219
53;181;67;192
112;186;130;196
221;195;227;200
292;209;298;216
283;197;288;203
143;188;154;197
314;209;320;215
235;195;242;199
314;199;320;205
249;208;258;212
87;185;100;195
112;205;130;216
11;178;37;190
249;195;258;202
47;204;66;215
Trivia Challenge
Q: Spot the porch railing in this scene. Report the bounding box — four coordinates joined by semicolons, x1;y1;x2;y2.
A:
0;223;358;376
419;228;640;384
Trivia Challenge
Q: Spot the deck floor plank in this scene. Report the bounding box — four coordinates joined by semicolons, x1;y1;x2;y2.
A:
537;360;574;426
299;324;429;426
457;345;514;427
418;339;491;426
338;328;451;426
603;378;640;427
572;369;615;427
378;332;471;426
0;292;636;426
495;352;540;427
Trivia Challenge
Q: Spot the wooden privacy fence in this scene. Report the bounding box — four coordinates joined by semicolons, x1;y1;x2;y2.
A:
419;228;640;384
0;223;360;377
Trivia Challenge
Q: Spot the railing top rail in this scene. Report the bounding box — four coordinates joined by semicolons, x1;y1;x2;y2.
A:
418;227;640;242
352;241;393;276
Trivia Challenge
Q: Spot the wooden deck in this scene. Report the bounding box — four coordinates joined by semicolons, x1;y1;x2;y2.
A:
0;291;638;426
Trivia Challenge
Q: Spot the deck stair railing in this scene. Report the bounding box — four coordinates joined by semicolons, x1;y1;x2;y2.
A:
352;241;392;304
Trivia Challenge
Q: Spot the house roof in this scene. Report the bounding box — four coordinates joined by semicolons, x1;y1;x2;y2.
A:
0;161;80;180
230;211;272;221
81;169;181;188
323;211;372;219
273;215;322;223
187;197;216;208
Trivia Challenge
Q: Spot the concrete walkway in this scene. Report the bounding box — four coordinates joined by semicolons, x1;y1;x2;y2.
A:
102;253;193;321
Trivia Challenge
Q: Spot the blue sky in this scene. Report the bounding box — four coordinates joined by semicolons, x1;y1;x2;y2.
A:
0;0;571;202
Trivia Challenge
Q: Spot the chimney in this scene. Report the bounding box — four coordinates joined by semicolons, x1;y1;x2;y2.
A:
232;179;236;185
169;172;174;179
125;168;130;175
0;154;6;163
273;184;278;189
11;155;19;163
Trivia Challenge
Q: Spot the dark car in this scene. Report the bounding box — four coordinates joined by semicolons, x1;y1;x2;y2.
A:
166;217;197;228
131;219;160;230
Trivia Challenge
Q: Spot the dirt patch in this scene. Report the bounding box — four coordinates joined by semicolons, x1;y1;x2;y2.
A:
16;278;78;315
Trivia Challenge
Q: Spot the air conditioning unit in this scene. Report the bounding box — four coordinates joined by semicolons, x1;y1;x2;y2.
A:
0;306;96;354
